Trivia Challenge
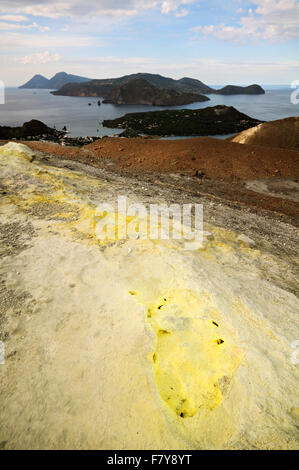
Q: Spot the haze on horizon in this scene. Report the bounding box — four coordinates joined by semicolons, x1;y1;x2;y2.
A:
0;0;298;87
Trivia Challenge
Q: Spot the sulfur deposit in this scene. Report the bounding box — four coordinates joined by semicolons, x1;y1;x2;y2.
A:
0;143;298;450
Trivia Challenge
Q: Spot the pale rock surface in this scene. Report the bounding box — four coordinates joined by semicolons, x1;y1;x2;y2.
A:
0;143;298;450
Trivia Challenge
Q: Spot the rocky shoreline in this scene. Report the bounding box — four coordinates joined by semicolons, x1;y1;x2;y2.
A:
0;120;65;142
1;105;262;145
0;119;103;147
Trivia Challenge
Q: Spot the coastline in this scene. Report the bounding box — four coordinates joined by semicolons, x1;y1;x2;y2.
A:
1;88;298;138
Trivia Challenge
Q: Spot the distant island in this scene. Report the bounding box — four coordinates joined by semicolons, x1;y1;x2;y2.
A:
101;78;209;106
19;71;265;106
214;84;265;95
103;105;263;136
19;72;92;89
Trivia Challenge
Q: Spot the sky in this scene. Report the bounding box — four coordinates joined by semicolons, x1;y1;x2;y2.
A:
0;0;299;86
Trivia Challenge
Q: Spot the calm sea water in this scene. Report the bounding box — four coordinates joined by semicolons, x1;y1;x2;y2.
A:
0;87;298;138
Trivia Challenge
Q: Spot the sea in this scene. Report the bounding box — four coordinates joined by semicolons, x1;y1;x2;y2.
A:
0;85;298;138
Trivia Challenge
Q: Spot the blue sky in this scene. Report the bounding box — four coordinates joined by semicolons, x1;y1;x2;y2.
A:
0;0;299;86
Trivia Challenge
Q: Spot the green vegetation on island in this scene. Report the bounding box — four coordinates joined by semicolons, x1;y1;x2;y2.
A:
103;105;263;136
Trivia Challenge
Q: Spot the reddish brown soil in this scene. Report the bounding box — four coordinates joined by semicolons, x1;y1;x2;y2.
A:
1;137;298;221
4;137;298;181
85;136;299;180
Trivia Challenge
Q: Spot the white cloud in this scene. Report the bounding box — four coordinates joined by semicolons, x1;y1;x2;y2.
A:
2;54;299;86
175;8;189;17
19;50;61;64
255;0;298;14
0;0;195;19
192;0;299;42
154;57;299;84
0;15;28;21
89;56;158;64
0;32;95;49
161;0;194;16
50;55;299;84
0;21;50;32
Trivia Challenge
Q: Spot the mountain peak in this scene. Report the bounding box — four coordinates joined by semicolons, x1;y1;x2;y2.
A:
19;72;92;89
19;74;50;89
